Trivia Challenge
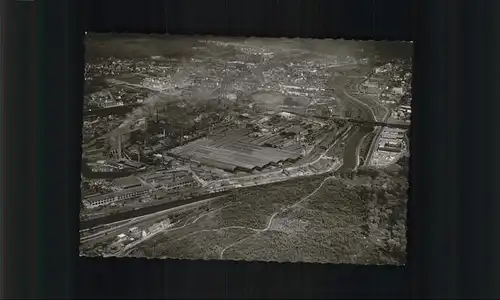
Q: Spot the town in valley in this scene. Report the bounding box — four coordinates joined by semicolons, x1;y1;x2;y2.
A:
80;35;411;265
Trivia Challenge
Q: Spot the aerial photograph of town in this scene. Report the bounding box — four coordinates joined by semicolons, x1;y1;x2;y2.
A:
80;34;412;265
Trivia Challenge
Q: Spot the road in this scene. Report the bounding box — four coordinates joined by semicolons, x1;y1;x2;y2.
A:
404;133;410;153
346;118;409;129
341;85;376;122
356;78;391;121
363;98;392;167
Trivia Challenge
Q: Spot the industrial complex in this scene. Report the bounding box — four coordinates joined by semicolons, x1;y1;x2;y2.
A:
80;36;411;264
169;129;303;172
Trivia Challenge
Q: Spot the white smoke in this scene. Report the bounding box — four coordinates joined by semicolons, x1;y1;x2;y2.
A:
114;93;163;136
111;58;195;138
108;59;218;148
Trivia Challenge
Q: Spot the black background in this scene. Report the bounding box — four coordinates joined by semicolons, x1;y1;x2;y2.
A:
3;0;500;298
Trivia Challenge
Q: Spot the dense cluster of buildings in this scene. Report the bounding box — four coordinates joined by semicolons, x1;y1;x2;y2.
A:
359;76;387;94
103;218;173;254
85;158;144;173
370;127;408;167
371;62;411;100
141;170;199;192
82;40;412;220
82;115;124;149
390;105;411;123
169;130;303;173
83;184;151;209
82;168;201;209
377;128;406;153
81;178;115;198
85;58;179;81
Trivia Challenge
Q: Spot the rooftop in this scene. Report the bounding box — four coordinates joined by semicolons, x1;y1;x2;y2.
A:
113;176;142;188
84;185;151;203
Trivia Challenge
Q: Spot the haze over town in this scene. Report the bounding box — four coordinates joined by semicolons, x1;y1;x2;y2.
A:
80;34;411;265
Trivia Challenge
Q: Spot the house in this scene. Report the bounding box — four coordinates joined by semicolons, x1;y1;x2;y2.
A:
116;233;128;242
392;87;405;95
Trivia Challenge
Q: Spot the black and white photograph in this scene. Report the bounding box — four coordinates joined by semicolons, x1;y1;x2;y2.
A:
79;34;412;265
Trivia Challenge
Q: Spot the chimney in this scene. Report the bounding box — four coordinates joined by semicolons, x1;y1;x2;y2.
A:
117;134;122;160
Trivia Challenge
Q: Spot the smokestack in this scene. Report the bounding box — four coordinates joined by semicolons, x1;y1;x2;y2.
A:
117;134;122;160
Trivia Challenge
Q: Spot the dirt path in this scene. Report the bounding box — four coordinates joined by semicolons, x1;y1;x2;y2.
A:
219;175;336;259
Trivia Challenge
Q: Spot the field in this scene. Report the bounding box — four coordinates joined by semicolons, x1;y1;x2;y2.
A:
128;161;408;265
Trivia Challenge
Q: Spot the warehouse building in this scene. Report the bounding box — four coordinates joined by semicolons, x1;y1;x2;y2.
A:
141;170;199;191
113;176;142;190
83;185;151;209
158;174;198;191
378;146;402;153
169;134;302;173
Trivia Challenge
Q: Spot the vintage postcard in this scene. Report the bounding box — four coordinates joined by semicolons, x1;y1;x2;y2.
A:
80;34;411;265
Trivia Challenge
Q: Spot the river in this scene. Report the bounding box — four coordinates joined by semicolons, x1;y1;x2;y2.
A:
336;125;374;173
329;72;376;172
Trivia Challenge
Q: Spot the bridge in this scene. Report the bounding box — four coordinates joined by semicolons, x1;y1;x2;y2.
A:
346;118;411;129
279;109;410;129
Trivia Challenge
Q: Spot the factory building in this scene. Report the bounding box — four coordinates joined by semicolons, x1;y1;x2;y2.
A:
399;105;412;113
361;80;380;94
384;140;402;148
84;148;106;158
392;87;405;95
113;176;142;190
83;185;151;209
169;133;303;173
143;219;172;236
160;176;198;191
378;146;402;153
142;170;199;191
87;163;117;173
128;227;142;239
